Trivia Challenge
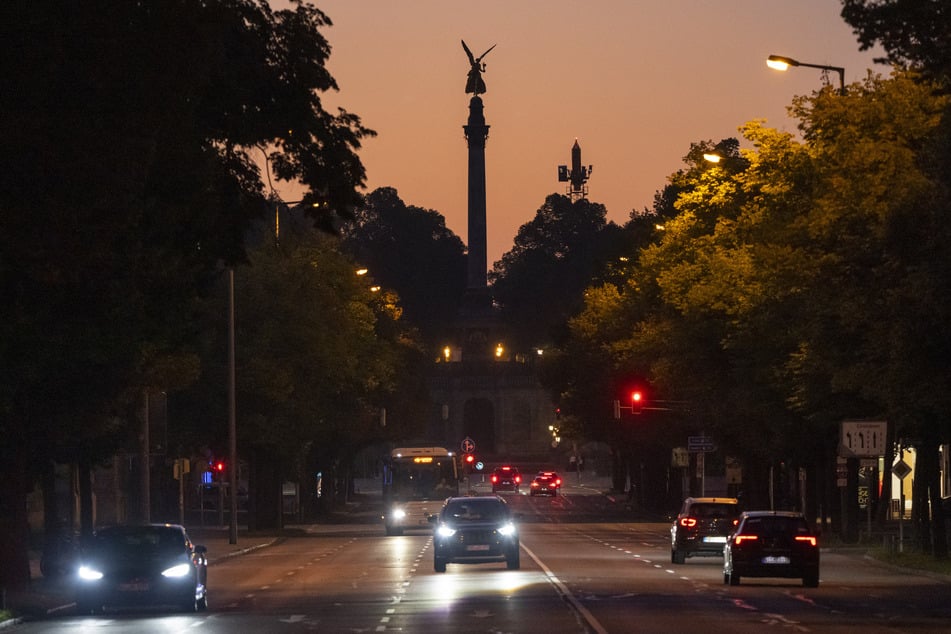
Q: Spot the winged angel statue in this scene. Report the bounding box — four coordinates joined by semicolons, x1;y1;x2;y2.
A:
462;40;496;95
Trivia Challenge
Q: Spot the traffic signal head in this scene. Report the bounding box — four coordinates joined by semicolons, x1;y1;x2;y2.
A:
464;454;475;465
631;390;643;414
214;461;225;473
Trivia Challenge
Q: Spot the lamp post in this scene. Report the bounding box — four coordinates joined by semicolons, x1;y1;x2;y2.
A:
228;267;237;545
767;54;845;94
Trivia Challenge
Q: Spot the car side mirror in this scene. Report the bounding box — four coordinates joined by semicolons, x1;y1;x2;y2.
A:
194;545;207;554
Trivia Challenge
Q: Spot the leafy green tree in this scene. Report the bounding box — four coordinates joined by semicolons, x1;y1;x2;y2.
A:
178;221;429;527
0;0;372;586
339;187;467;348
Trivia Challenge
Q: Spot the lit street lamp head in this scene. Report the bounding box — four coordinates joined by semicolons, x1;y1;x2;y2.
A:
767;53;845;94
766;54;798;71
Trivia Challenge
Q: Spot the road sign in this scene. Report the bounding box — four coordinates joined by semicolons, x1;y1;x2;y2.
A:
461;437;475;454
687;436;715;452
671;447;688;468
840;420;887;457
892;459;912;480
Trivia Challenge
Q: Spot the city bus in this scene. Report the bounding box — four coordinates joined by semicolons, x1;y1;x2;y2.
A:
382;446;460;535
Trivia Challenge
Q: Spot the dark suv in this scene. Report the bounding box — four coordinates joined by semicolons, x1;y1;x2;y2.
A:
490;465;521;493
670;497;740;564
430;495;520;572
723;511;819;587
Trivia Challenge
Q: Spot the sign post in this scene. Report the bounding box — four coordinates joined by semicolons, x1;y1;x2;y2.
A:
687;436;715;496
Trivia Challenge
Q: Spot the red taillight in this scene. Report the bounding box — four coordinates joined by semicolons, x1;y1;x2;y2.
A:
734;534;758;545
795;535;817;547
554;479;561;486
491;475;498;483
514;475;521;483
531;481;539;488
679;517;697;528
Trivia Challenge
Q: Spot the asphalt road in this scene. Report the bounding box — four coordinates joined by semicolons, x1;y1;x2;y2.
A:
7;484;951;633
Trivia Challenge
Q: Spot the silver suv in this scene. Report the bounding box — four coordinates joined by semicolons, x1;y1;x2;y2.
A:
670;497;740;564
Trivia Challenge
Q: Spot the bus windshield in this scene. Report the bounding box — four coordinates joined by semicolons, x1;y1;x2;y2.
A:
383;446;459;501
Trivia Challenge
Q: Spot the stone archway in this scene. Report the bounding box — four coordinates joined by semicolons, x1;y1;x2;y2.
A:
462;398;496;454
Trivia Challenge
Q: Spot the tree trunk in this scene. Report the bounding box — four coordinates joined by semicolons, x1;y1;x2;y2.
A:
0;448;33;589
248;446;282;530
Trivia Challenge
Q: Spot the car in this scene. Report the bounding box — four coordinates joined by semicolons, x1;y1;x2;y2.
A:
530;471;562;496
723;510;820;587
670;496;740;564
490;465;522;493
75;523;208;613
430;495;520;572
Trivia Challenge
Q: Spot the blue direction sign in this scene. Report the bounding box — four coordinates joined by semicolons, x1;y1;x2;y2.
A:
687;436;716;452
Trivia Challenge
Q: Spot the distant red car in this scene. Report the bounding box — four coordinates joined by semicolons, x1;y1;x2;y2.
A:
530;471;562;496
490;466;521;493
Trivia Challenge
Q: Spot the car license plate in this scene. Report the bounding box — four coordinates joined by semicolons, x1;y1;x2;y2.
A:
761;556;790;564
466;544;491;551
118;582;149;592
703;536;727;543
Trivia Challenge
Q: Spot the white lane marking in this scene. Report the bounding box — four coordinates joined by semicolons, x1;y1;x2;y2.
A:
520;543;609;634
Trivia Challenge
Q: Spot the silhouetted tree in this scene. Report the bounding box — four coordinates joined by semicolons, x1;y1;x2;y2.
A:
339;187;467;348
0;0;372;586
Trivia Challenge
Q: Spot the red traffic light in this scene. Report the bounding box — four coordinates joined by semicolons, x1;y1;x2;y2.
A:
464;454;475;464
631;390;644;414
214;461;225;472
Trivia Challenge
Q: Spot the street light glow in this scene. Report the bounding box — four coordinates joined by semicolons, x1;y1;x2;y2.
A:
766;55;794;71
703;153;722;163
767;53;845;94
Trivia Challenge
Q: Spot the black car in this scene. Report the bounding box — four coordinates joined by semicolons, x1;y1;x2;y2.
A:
490;465;522;493
670;496;740;564
430;495;520;572
529;471;562;496
723;511;820;587
75;524;208;613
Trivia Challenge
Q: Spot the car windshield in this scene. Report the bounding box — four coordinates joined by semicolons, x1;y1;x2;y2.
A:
93;527;187;555
444;500;507;522
742;516;810;536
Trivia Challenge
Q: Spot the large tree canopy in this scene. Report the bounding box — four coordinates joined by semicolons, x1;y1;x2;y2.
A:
555;71;951;542
0;0;373;587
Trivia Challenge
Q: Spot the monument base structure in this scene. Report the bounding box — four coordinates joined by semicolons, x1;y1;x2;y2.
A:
424;83;558;461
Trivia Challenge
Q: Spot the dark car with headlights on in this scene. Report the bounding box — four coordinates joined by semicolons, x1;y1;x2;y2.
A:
75;524;208;613
723;511;820;587
670;496;739;564
430;496;520;572
530;471;562;496
490;465;521;493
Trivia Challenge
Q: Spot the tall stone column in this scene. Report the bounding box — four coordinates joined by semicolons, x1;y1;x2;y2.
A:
463;96;489;293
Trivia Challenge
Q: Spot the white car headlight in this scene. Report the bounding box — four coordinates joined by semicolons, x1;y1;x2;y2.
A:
392;508;407;520
161;563;192;578
78;565;103;581
437;525;457;538
497;523;517;537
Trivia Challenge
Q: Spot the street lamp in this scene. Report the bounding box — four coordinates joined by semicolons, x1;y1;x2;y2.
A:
767;54;845;94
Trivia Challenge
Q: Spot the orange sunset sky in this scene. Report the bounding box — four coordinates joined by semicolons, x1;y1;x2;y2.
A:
272;1;884;266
